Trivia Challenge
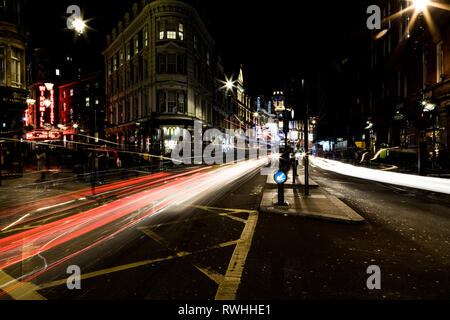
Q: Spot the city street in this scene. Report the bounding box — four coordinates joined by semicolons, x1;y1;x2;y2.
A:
1;0;450;306
0;159;449;300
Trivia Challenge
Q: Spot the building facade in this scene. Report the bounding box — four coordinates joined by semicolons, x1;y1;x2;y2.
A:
330;0;450;172
0;0;27;135
104;0;238;156
0;0;27;176
58;71;105;145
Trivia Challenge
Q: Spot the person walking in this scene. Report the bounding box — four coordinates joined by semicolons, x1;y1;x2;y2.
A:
36;147;47;181
88;150;97;195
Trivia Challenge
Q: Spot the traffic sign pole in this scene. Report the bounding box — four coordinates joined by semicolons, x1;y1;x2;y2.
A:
274;170;289;207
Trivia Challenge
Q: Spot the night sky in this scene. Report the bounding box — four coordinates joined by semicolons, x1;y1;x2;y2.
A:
24;0;371;96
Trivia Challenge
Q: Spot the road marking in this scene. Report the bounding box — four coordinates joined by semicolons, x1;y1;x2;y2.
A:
218;214;246;223
0;270;46;300
215;210;258;300
137;227;174;249
1;214;30;231
194;265;224;284
36;240;239;291
190;205;257;215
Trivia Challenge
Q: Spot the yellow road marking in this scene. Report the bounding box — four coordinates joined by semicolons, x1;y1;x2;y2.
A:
0;270;46;300
193;265;224;285
215;210;259;300
190;205;257;215
137;227;174;249
218;213;246;223
36;240;238;291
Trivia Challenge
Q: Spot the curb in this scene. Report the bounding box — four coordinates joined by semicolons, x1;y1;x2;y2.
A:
259;204;365;225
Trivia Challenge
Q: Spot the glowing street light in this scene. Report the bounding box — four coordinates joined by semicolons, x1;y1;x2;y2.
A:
413;0;430;12
73;18;86;35
226;80;234;90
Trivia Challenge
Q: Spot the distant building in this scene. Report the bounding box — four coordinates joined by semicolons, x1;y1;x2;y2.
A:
0;0;27;137
103;0;236;155
0;0;28;176
233;66;253;129
351;0;450;171
58;72;105;145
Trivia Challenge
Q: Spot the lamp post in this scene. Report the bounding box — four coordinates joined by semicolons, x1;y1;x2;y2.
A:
302;79;310;196
414;0;430;176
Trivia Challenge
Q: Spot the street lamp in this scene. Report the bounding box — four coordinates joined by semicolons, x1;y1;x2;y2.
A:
73;18;86;35
226;80;234;91
413;0;430;12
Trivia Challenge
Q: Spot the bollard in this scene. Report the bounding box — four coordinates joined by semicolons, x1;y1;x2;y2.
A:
274;170;289;207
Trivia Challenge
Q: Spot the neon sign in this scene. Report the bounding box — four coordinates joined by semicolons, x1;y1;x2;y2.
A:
39;86;46;128
38;85;55;128
26;129;61;141
50;88;55;125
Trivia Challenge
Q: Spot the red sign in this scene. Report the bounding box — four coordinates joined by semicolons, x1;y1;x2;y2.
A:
26;130;61;141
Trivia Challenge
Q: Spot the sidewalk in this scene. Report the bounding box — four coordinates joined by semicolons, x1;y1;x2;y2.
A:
259;167;365;224
0;169;91;207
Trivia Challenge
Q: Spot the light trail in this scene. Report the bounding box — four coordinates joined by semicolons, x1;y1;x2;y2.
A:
311;157;450;195
0;159;265;273
0;172;172;223
0;214;30;232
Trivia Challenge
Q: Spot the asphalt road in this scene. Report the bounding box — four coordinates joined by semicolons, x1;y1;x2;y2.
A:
238;165;450;300
0;160;449;300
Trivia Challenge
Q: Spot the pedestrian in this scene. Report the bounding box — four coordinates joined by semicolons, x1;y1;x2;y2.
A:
97;150;106;184
36;147;47;181
88;150;97;195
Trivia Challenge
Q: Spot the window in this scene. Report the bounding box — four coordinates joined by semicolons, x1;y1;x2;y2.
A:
437;41;444;83
157;91;166;112
127;42;131;60
0;46;5;84
168;91;177;113
108;59;112;75
144;26;149;47
178;24;184;41
177;55;186;74
167;54;176;73
56;69;60;76
167;31;176;40
178;91;185;114
11;47;21;86
158;55;166;73
86;97;90;107
158;54;186;74
70;89;74;96
158;20;165;40
134;35;139;54
206;52;210;66
119;49;124;66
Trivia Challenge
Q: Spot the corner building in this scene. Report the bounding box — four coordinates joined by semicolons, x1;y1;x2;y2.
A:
104;0;234;156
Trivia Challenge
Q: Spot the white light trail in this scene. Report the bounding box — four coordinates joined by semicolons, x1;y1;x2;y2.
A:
311;157;450;195
1;214;30;232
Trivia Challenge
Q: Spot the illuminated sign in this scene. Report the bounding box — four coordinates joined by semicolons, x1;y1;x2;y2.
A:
274;171;287;184
38;85;55;128
25;130;61;141
39;86;46;128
